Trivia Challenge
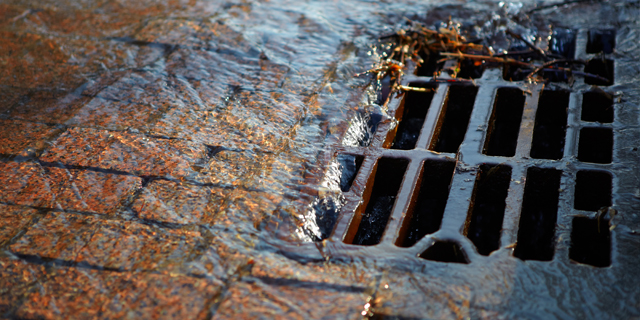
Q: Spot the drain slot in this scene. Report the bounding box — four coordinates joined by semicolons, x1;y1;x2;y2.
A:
587;29;616;54
457;59;485;79
431;85;478;153
514;168;562;261
582;91;613;123
530;90;569;160
390;83;437;150
577;127;613;164
416;52;444;77
574;170;612;211
483;88;526;157
419;241;469;264
584;59;614;86
464;164;512;256
348;157;409;245
570;217;611;267
337;154;364;192
397;160;456;247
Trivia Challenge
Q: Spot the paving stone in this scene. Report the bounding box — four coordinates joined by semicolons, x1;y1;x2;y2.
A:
7;90;90;124
0;161;52;206
65;96;170;131
41;127;207;179
16;266;122;320
215;189;283;235
0;119;61;157
101;271;220;319
0;86;29;114
212;280;366;320
10;212;101;261
49;167;142;215
0;161;142;213
132;179;227;225
204;150;281;190
0;31;84;89
0;257;46;315
78;219;205;271
0;204;39;245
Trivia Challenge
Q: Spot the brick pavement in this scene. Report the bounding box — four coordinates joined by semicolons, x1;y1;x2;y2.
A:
2;0;638;319
0;0;379;318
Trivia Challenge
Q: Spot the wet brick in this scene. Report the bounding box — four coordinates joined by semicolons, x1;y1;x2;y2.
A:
214;189;283;234
0;119;61;157
7;90;90;124
0;32;84;89
101;271;220;319
204;150;280;190
77;219;205;271
0;161;142;214
212;280;367;320
10;212;101;261
0;258;46;315
0;161;54;206
0;204;39;246
41;127;207;179
66;96;170;131
132;179;227;225
16;266;123;319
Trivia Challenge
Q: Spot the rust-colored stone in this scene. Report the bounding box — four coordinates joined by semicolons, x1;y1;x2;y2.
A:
132;179;227;225
0;204;39;245
0;258;46;314
0;119;61;157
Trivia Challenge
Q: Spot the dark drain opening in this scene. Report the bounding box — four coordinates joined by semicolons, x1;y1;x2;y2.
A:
416;51;444;77
574;170;612;211
483;88;526;157
457;59;485;79
347;157;409;246
587;29;616;54
530;90;569;160
577;127;613;164
569;217;611;267
337;154;364;192
550;28;577;59
389;83;437;150
419;241;469;264
584;59;614;86
464;164;512;256
397;160;456;247
582;91;614;123
431;85;478;153
514;167;562;261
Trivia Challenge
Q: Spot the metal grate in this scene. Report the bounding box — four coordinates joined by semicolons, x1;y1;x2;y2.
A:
287;27;629;269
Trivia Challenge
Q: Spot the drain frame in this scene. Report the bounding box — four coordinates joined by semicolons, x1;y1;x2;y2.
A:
279;25;632;271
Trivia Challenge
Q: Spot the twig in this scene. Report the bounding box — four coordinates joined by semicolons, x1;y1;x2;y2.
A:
506;29;547;58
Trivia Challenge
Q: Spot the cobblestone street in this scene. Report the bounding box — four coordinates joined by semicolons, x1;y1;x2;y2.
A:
1;0;640;319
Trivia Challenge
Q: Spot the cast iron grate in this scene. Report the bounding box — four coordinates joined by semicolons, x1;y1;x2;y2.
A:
290;27;627;269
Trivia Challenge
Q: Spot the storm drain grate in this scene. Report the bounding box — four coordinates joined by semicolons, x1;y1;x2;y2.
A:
289;26;631;270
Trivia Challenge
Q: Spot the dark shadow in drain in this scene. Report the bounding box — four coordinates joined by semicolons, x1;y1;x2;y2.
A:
574;170;612;211
577;127;613;164
582;91;614;123
530;90;569;160
338;154;364;192
465;164;512;256
570;216;611;267
397;160;456;247
483;88;525;157
587;29;616;54
390;83;437;150
349;158;409;246
419;241;469;264
431;85;478;153
416;51;444;77
514;167;562;261
584;59;614;86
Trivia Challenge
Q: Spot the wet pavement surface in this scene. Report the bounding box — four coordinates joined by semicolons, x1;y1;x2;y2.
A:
1;0;640;319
